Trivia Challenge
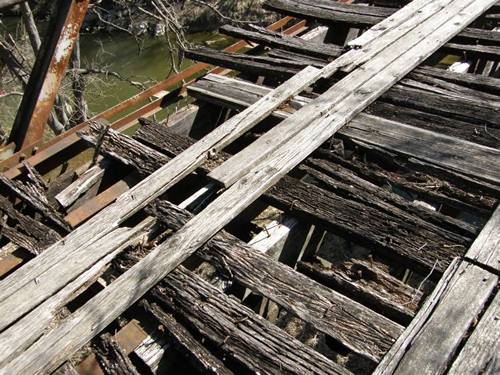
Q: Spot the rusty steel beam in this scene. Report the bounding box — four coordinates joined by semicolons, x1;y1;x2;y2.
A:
0;17;303;178
8;0;90;151
0;16;307;282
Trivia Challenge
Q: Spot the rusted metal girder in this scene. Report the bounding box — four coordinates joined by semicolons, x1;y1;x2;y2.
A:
0;16;302;177
8;0;90;151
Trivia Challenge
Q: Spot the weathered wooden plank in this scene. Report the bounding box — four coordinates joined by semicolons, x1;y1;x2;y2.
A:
264;0;395;26
144;302;234;375
297;257;422;325
92;125;470;274
448;290;500;374
219;24;343;58
94;333;140;375
0;65;321;332
380;85;500;129
2;2;492;370
185;47;303;79
343;116;500;186
151;267;350;375
265;0;498;45
190;75;498;213
465;205;500;271
313;148;496;216
374;259;498;374
152;200;403;362
303;159;477;237
414;65;500;95
0;218;155;368
265;172;468;274
0;196;61;254
365;101;500;149
190;74;500;186
55;163;106;209
196;58;500;145
207;0;497;188
79;121;171;177
0;174;71;232
444;41;500;60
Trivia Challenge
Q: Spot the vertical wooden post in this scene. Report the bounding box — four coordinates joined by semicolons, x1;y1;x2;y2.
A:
8;0;90;150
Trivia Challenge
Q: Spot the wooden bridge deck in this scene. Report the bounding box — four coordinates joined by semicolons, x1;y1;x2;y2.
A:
0;0;498;374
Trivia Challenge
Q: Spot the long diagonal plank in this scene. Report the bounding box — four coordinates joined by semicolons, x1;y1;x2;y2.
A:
0;0;450;332
0;218;156;367
0;1;494;373
189;74;500;187
0;65;321;331
207;0;489;187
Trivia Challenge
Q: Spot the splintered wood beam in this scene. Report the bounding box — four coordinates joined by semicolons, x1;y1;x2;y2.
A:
297;258;422;326
207;0;488;188
219;24;343;58
89;125;469;274
184;47;305;79
189;74;500;187
143;302;234;375
414;65;500;95
94;333;140;375
0;174;71;232
8;0;90;150
152;200;403;363
0;65;322;334
265;0;498;45
150;267;348;374
1;1;494;371
0;218;155;368
0;196;61;254
55;163;106;209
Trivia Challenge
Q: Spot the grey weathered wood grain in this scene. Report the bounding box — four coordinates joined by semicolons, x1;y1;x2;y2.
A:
374;259;498;374
0;218;155;368
144;302;234;375
94;333;140;375
0;0;448;327
1;1;493;371
152;200;403;362
88;125;470;274
220;24;342;58
0;196;61;254
303;159;476;237
448;290;500;374
265;0;498;45
207;0;497;188
190;74;500;187
0;65;321;333
55;163;105;209
343;115;500;186
151;267;350;375
465;205;500;271
0;173;70;232
297;258;422;325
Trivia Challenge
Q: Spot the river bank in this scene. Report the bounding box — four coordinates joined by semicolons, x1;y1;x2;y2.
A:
0;23;233;139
